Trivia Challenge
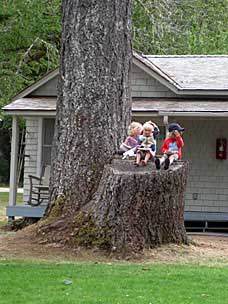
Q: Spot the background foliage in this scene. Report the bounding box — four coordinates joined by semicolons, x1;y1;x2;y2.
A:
1;0;228;116
1;0;228;183
133;0;228;55
0;0;61;123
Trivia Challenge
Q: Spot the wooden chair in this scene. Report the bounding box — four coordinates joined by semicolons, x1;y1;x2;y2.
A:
28;165;51;206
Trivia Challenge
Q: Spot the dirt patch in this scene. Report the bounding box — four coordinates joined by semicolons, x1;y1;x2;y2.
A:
0;225;110;263
143;235;228;265
1;227;228;264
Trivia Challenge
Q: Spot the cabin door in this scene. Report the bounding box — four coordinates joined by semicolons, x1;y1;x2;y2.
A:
42;118;55;167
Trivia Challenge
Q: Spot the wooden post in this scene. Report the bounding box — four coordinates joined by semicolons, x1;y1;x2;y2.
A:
9;116;19;207
163;115;169;138
37;117;43;176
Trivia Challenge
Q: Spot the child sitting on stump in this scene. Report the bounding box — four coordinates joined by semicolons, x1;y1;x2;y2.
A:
135;122;159;166
120;122;143;154
155;123;184;170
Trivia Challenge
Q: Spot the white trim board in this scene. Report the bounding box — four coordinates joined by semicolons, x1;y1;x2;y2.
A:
4;111;56;117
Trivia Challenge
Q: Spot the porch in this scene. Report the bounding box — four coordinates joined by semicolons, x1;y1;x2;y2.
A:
4;106;55;220
6;204;46;218
4;97;228;224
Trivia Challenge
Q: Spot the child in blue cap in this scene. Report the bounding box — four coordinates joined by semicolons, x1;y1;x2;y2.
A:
155;123;184;170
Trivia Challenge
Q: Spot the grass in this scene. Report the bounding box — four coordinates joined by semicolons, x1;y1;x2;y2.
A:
0;192;10;207
0;192;23;226
0;262;228;304
0;192;23;207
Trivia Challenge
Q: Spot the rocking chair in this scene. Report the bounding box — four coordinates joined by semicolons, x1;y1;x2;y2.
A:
28;165;51;206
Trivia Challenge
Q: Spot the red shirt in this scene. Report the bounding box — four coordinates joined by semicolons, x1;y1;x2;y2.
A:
161;136;184;159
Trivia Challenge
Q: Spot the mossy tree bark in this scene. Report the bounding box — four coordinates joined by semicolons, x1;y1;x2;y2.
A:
40;159;189;253
47;0;132;215
89;159;189;253
40;1;189;253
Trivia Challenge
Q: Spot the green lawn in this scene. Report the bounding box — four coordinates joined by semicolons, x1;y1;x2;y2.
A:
0;192;10;207
0;192;23;207
0;262;228;304
0;192;23;226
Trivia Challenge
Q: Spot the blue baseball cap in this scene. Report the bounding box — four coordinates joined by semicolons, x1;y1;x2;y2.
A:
168;123;185;132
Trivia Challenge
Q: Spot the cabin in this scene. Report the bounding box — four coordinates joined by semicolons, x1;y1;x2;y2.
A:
3;52;228;230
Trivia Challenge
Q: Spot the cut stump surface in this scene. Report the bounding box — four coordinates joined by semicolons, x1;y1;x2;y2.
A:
90;158;189;253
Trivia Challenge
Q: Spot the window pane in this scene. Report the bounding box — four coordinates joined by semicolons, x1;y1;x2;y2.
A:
42;146;52;165
42;119;55;166
43;119;55;145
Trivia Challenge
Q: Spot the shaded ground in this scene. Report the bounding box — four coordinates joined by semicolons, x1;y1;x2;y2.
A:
1;225;228;265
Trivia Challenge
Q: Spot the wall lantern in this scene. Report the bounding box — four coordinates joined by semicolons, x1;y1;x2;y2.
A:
216;138;227;160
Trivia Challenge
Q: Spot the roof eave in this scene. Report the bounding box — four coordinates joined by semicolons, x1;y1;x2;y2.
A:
132;53;182;94
174;89;228;96
3;110;56;116
159;111;228;117
133;51;228;96
133;110;228;118
7;51;228;106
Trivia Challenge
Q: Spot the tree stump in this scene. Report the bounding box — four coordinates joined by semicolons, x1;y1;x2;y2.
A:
89;157;189;253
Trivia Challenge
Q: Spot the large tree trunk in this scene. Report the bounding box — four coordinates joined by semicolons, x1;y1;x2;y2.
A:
39;159;188;254
39;1;189;254
47;0;132;214
89;158;189;253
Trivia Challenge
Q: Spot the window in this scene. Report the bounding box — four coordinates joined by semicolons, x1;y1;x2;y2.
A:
42;118;55;166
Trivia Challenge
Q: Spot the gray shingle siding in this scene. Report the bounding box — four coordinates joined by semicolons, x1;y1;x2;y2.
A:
131;65;176;98
181;119;228;213
31;77;58;96
23;117;38;204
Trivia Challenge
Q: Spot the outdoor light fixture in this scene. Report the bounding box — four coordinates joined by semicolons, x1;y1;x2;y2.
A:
216;138;227;160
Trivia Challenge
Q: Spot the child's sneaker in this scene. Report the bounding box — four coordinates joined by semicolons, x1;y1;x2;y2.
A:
155;158;160;170
164;158;170;170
